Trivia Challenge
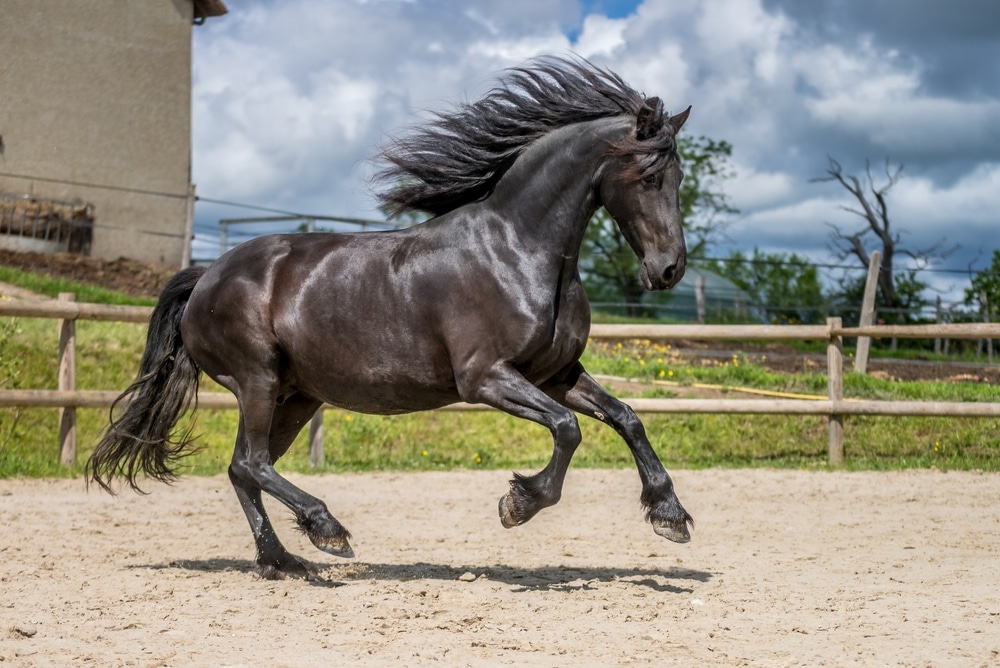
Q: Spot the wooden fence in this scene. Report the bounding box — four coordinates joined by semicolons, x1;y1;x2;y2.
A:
2;296;999;468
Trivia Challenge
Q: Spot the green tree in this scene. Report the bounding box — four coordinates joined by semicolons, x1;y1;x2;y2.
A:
582;135;738;316
704;248;828;324
965;250;1000;319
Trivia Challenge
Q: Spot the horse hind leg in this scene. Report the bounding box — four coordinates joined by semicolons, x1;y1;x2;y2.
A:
228;465;317;579
229;391;353;579
268;394;354;560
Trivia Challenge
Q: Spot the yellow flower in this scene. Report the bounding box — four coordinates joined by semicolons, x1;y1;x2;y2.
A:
422;450;428;456
658;369;666;378
668;370;674;377
344;415;352;422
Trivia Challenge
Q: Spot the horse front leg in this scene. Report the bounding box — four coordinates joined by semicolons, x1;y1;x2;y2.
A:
547;364;693;543
462;363;583;528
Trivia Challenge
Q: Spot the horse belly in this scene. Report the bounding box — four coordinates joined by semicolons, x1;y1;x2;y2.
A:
298;372;461;415
286;344;461;415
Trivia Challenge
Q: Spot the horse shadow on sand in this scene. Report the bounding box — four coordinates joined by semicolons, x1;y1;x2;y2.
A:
134;558;712;594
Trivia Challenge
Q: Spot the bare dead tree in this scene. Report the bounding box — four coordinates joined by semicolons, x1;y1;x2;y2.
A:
813;157;957;320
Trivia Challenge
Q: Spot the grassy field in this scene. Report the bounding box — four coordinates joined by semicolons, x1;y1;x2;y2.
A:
2;302;998;480
0;265;157;306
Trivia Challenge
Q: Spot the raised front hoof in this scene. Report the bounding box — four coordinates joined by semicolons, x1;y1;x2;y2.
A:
498;493;522;528
310;532;355;559
256;554;320;581
653;520;691;544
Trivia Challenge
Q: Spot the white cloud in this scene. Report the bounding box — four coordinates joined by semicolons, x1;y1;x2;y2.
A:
615;41;691;107
892;163;1000;228
808;94;1000;154
727;164;796;210
467;34;571;63
693;0;792;68
732;196;854;245
573;15;629;58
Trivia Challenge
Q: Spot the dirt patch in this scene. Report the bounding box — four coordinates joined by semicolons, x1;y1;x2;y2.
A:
0;248;175;298
1;470;997;666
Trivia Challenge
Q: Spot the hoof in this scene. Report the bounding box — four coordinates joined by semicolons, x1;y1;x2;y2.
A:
257;554;320;580
310;532;355;559
653;520;691;544
498;493;521;529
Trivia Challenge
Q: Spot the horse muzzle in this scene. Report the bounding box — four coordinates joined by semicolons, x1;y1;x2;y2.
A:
641;252;686;291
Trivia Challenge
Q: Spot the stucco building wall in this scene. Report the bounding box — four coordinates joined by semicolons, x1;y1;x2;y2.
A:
0;0;196;266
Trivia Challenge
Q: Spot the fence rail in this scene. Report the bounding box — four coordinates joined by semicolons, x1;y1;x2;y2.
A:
2;298;999;468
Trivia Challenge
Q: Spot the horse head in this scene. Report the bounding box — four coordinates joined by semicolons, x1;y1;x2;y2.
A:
599;99;690;291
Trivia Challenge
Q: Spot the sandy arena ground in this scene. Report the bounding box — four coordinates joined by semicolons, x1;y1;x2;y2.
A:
1;468;998;667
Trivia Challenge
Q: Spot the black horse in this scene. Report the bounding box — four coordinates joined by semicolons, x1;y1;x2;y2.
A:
89;56;693;579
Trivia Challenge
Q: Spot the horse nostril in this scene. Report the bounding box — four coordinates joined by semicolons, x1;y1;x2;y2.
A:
662;263;684;288
662;266;676;286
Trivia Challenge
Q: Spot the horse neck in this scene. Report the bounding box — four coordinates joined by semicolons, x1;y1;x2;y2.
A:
481;117;630;259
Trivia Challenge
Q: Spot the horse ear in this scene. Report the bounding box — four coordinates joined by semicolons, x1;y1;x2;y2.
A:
668;106;692;133
636;97;664;141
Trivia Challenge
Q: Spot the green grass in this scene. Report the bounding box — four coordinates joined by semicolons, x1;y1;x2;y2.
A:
1;286;998;478
0;265;156;306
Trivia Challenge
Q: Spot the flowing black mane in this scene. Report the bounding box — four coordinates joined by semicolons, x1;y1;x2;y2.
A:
374;56;679;217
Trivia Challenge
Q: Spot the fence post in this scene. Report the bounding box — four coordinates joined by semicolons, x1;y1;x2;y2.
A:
58;293;77;466
827;317;844;467
855;250;881;374
308;410;325;467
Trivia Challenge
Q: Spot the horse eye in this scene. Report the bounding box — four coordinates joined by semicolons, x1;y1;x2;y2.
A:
641;173;659;188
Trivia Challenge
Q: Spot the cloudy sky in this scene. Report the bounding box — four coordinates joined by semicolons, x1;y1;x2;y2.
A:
190;0;1000;305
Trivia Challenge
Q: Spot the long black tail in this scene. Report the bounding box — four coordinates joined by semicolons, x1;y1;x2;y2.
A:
87;266;207;493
